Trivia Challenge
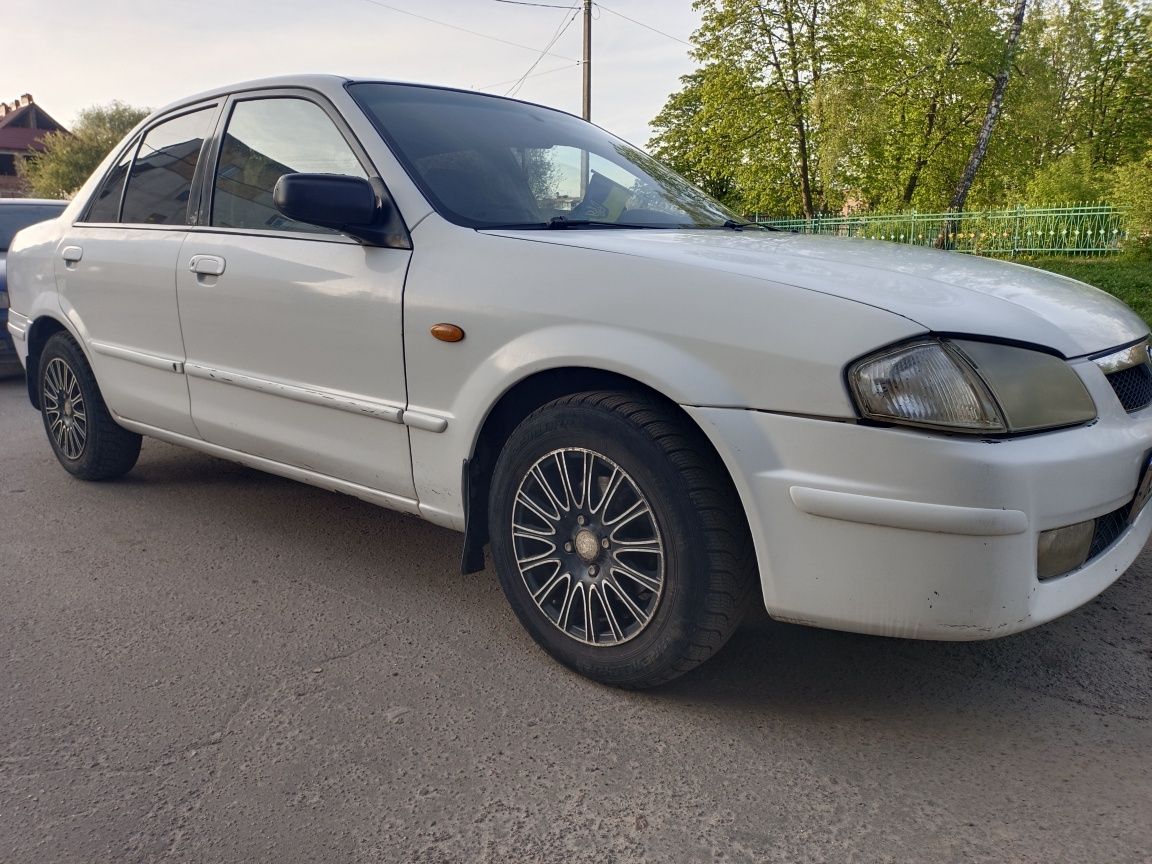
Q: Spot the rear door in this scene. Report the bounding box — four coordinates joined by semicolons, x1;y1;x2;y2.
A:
54;105;219;437
175;91;414;497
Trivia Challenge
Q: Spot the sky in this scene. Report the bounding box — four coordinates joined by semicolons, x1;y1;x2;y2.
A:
2;0;702;148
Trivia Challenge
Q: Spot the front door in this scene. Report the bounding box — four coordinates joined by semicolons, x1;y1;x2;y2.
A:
175;93;414;498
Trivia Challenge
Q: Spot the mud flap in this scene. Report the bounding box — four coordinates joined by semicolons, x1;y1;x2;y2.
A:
460;458;487;574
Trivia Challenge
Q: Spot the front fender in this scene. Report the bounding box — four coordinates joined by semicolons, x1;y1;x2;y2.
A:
457;321;748;420
405;322;738;529
402;218;925;528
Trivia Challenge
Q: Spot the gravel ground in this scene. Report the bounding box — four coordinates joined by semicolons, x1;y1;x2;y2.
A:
2;375;1150;863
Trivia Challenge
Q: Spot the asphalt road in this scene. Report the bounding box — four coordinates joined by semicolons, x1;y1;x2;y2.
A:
2;374;1151;864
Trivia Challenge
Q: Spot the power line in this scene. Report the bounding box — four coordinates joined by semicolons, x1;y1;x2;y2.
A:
493;0;576;7
351;0;581;62
594;2;693;47
477;61;580;91
505;4;582;97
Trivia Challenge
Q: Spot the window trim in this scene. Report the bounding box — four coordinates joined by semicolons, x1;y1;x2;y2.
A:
77;102;221;227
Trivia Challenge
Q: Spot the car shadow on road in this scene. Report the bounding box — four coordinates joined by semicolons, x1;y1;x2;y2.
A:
658;565;1152;724
117;440;1152;725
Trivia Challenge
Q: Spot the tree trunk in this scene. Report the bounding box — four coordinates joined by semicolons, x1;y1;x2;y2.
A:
902;93;940;205
783;8;816;217
937;0;1028;248
796;117;815;217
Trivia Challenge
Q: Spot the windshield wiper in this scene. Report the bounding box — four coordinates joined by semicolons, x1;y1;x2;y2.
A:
479;218;677;230
718;219;778;231
477;222;553;230
681;219;777;231
547;216;676;229
482;217;759;231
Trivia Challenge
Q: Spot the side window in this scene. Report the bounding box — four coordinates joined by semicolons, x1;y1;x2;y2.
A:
120;107;215;225
84;146;134;222
212;98;367;235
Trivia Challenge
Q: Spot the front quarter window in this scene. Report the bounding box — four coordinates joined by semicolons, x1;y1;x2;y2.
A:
348;82;745;230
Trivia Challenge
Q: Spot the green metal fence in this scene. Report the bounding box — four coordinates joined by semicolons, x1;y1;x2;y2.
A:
753;205;1129;256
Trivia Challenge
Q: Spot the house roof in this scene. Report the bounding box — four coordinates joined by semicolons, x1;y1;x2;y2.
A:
0;98;67;154
0;100;64;131
0;126;55;152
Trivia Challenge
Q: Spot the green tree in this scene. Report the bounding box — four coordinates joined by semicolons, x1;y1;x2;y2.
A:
1014;1;1151;180
1074;0;1152;168
650;0;836;218
819;0;1012;211
648;69;741;207
649;65;777;211
944;0;1029;217
651;0;1152;216
19;102;149;199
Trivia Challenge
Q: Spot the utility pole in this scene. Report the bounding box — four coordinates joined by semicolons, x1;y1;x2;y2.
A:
581;0;592;121
580;0;592;196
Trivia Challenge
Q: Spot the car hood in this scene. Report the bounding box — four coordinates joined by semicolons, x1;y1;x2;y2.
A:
485;229;1146;358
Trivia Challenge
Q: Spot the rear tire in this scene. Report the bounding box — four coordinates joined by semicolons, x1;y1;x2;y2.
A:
489;390;757;688
39;333;141;481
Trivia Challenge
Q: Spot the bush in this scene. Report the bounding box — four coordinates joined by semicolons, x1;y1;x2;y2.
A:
1025;150;1110;206
1111;155;1152;257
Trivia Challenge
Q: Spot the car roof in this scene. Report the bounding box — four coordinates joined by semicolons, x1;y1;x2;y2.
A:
151;74;582;124
155;74;353;115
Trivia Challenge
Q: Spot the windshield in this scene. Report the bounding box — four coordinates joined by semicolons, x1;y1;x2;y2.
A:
0;203;66;252
348;83;748;230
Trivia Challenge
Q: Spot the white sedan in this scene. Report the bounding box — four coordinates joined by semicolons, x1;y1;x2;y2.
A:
7;75;1152;687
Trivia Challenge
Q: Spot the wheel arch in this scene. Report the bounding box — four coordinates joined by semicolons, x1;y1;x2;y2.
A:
460;365;746;575
24;315;74;409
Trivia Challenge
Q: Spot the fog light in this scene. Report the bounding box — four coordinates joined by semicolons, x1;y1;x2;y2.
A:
1037;520;1095;580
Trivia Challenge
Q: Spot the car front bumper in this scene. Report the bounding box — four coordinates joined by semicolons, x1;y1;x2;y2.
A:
685;370;1152;640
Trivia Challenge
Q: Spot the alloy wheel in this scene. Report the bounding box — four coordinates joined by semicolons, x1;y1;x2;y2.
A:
511;447;665;646
43;357;88;460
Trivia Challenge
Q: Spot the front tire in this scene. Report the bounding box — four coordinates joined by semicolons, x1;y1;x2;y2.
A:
489;390;756;688
39;333;141;481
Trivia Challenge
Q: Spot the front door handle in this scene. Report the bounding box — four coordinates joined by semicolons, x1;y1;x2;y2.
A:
189;254;226;277
61;245;83;267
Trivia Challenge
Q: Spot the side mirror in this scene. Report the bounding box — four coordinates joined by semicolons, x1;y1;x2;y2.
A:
273;173;394;245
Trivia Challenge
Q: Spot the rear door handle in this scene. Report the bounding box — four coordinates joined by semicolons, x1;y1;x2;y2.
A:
189;255;226;277
61;245;83;266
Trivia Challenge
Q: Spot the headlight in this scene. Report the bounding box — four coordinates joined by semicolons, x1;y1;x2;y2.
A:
848;339;1096;434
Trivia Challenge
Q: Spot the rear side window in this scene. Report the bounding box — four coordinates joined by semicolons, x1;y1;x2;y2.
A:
84;147;133;223
211;97;367;234
120;107;215;225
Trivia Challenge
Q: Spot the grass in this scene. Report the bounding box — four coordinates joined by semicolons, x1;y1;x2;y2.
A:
1025;256;1152;327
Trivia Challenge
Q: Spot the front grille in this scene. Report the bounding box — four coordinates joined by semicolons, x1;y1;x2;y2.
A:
1105;362;1152;413
1088;504;1130;559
